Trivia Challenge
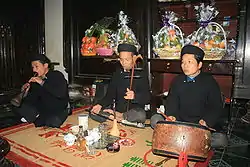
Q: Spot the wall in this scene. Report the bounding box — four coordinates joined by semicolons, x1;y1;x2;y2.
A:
44;0;68;80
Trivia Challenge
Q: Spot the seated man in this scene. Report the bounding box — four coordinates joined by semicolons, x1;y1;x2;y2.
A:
151;45;228;148
13;54;69;128
90;43;150;126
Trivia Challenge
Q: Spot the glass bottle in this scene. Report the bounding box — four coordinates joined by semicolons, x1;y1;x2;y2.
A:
76;125;86;151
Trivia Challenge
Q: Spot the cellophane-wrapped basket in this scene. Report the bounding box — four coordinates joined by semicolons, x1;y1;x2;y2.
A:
186;4;227;60
153;11;184;59
81;17;115;56
81;25;97;56
113;11;140;55
96;29;115;56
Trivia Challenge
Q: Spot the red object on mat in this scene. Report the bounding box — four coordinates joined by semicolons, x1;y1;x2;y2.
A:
194;150;214;167
178;152;188;167
6;151;43;167
143;149;214;167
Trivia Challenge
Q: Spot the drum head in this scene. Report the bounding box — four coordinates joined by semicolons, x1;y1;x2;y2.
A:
156;120;211;131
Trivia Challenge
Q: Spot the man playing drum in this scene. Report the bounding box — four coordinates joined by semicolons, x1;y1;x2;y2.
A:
151;44;228;148
90;43;151;127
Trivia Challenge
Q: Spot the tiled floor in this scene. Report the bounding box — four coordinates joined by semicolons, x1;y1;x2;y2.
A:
0;101;250;167
210;134;250;167
209;103;250;167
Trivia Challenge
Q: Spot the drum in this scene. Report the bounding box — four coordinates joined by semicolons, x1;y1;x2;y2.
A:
0;136;10;159
152;121;211;161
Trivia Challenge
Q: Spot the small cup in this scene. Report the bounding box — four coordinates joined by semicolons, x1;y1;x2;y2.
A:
78;114;89;131
64;133;77;146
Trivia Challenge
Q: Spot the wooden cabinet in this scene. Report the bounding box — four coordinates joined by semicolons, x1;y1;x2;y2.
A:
72;56;120;85
77;57;119;78
79;57;118;76
150;58;235;75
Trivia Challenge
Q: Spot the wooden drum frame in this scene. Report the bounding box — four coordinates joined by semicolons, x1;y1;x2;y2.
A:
152;121;211;161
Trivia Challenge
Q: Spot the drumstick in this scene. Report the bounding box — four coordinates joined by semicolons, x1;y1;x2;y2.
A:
161;111;216;131
199;120;216;131
159;110;216;131
207;127;216;132
159;112;172;121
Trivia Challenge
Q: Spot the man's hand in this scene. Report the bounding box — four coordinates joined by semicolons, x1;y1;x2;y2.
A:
21;83;30;92
199;119;207;127
124;88;135;100
167;116;176;121
102;109;114;114
29;77;44;85
103;109;123;122
91;104;102;115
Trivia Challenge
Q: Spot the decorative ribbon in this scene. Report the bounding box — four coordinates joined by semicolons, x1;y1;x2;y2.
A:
162;17;170;27
199;21;210;28
178;152;188;167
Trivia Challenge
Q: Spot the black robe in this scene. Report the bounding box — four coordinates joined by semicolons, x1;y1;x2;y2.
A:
20;70;69;127
98;67;150;113
165;72;223;128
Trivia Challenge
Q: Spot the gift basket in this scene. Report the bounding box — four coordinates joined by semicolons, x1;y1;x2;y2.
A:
81;24;98;56
186;4;227;60
96;29;115;56
81;17;115;56
152;11;184;59
113;11;140;54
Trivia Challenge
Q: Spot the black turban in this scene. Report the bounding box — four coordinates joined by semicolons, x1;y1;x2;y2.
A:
30;54;51;64
118;43;137;55
181;45;205;62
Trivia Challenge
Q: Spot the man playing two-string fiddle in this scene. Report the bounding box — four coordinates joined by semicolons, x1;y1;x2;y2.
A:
13;54;69;128
90;43;150;126
151;45;228;148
